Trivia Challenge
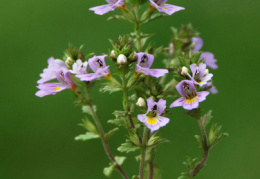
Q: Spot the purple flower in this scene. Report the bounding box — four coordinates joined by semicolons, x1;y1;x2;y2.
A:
36;68;76;97
69;59;88;75
37;57;66;84
76;55;110;81
149;0;185;15
137;97;170;132
192;37;203;52
188;63;213;87
89;0;125;15
204;81;218;94
170;80;210;110
135;52;168;78
200;52;218;69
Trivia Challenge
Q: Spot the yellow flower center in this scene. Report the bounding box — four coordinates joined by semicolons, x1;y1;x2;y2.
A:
198;81;203;84
162;7;167;9
185;96;197;104
54;87;61;91
147;118;157;125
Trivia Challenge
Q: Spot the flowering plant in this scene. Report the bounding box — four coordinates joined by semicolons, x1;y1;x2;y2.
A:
35;0;227;178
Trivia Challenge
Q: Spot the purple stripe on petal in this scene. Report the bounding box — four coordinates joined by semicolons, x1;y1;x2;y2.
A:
136;52;154;68
158;4;185;15
175;80;196;97
170;97;185;108
157;116;170;127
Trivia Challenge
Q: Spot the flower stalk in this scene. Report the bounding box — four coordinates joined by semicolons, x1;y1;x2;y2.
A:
84;88;129;179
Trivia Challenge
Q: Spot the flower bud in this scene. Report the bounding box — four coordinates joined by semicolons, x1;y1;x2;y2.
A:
136;97;146;107
65;57;74;67
181;66;188;76
204;69;209;75
110;50;116;59
117;54;127;65
169;43;174;56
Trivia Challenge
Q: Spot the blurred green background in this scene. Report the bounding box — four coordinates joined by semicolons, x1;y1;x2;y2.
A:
0;0;259;178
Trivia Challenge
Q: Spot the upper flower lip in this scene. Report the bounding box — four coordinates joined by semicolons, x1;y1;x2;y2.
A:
37;57;66;84
135;52;168;78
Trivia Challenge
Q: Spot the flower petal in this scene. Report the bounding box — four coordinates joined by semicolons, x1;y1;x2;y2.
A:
197;91;210;102
170;97;185;108
137;114;147;123
200;52;218;69
192;37;203;52
157;99;166;115
89;5;115;15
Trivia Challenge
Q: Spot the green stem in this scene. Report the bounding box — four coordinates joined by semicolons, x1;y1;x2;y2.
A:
122;75;135;129
189;117;210;178
139;127;149;179
134;5;142;52
84;89;128;179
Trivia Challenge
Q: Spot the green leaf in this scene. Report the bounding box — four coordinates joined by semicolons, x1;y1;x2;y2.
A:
129;129;141;146
108;118;128;128
147;134;170;147
209;123;228;147
201;110;213;128
103;164;115;177
74;132;100;141
115;156;127;165
82;105;96;115
117;140;140;153
105;128;119;142
80;118;97;133
132;175;140;179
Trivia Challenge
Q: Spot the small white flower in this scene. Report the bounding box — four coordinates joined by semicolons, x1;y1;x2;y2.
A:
117;54;127;65
181;66;188;76
136;97;146;107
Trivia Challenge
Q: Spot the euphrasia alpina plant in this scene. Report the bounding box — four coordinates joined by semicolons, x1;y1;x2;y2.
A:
35;0;228;178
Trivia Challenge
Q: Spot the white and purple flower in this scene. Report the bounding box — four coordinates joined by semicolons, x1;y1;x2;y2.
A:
69;59;88;75
37;57;66;84
76;55;110;81
138;97;170;132
135;52;168;78
170;80;210;110
200;52;218;69
36;68;76;97
188;63;213;87
149;0;185;15
89;0;125;15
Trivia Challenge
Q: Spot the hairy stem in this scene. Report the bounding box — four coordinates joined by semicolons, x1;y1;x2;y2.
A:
139;127;149;179
190;117;210;178
84;89;128;179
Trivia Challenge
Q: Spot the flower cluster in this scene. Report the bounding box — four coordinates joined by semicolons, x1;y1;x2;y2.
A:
35;1;224;178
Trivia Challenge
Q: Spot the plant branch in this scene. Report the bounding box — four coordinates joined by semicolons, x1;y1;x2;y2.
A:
84;89;128;179
189;117;210;178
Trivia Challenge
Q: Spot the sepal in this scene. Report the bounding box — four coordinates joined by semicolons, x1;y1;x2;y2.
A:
74;132;100;141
